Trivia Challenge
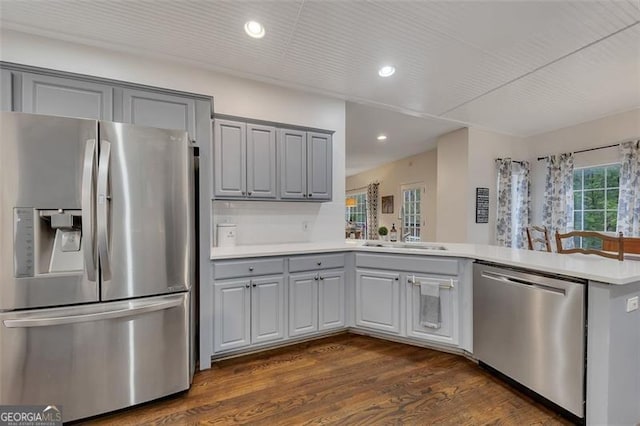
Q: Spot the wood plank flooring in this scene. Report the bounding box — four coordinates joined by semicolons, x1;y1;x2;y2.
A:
83;334;572;425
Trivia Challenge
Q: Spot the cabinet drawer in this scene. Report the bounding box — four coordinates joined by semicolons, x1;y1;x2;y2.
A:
289;253;345;272
213;258;284;279
356;253;458;276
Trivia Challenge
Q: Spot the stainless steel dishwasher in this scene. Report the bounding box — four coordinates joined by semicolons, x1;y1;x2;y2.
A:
473;262;586;419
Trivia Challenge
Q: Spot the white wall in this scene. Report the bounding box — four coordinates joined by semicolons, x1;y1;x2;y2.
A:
436;128;470;243
524;109;640;225
467;128;524;245
346;148;438;241
1;29;346;245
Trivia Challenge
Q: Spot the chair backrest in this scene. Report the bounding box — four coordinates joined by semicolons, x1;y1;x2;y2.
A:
555;230;624;261
526;225;552;252
603;237;640;255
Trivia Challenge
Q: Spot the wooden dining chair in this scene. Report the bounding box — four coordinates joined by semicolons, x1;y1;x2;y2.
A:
603;236;640;255
555;230;624;261
526;225;552;252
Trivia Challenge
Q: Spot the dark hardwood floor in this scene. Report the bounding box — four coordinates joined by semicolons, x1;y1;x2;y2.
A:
84;334;571;425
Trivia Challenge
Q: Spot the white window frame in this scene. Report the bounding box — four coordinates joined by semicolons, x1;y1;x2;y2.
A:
400;182;424;242
345;191;367;239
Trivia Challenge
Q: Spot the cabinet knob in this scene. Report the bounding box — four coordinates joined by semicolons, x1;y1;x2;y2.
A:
252;283;257;288
248;191;252;196
303;194;307;198
314;274;319;281
320;276;324;281
308;194;313;197
249;267;254;272
395;277;399;281
317;262;322;266
241;191;246;195
245;283;250;288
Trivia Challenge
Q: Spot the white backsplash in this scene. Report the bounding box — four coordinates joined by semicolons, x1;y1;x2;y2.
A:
212;200;343;246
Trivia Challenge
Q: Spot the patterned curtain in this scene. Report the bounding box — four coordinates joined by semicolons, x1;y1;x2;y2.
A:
496;159;530;248
495;159;513;247
366;182;379;240
513;161;531;249
617;140;640;236
542;153;574;244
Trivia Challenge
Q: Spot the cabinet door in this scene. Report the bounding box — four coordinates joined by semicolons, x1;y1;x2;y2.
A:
406;275;458;345
246;124;277;199
279;129;307;199
213;279;251;352
288;272;318;337
21;72;113;120
306;132;332;200
1;69;12;111
214;119;246;198
251;276;285;344
122;88;196;136
355;269;401;334
318;270;345;331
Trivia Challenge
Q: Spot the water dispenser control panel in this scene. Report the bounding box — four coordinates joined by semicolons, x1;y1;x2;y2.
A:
14;207;35;277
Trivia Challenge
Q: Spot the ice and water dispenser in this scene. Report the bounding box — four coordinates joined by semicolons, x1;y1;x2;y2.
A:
14;208;84;277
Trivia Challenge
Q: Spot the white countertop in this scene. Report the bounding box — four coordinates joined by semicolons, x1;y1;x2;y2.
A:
211;240;640;285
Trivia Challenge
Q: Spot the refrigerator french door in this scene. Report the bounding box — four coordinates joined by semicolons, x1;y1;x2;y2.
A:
0;112;194;422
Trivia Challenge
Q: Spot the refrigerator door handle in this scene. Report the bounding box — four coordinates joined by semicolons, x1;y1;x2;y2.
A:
3;296;183;328
82;138;97;282
97;139;112;281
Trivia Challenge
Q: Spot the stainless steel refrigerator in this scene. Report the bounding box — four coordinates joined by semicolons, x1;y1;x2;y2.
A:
0;111;195;422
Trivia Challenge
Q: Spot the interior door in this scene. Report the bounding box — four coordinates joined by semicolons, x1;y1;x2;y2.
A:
98;121;194;300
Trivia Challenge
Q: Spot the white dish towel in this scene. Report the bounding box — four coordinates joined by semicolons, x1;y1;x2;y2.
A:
419;280;441;329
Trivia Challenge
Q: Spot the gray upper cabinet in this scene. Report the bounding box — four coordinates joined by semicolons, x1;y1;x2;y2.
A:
121;88;196;137
213;119;277;200
246;124;277;199
21;73;113;120
307;132;332;200
214;119;246;198
279;129;308;200
1;69;12;111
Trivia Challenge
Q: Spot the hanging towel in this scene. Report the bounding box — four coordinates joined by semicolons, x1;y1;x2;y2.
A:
419;280;441;329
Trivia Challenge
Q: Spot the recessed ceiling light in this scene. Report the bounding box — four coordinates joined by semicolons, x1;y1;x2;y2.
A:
377;135;387;141
244;20;265;39
378;65;395;77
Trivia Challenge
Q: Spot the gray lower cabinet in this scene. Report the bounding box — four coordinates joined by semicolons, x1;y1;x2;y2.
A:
213;275;285;353
355;269;401;334
121;88;196;136
288;272;319;337
318;270;346;331
213;119;277;199
21;72;113;120
289;269;345;337
279;129;332;201
405;274;458;345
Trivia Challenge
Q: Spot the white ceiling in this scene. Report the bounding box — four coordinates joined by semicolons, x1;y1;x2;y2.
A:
1;0;639;174
346;102;460;176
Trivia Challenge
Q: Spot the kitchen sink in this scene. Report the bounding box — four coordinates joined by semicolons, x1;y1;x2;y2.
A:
363;242;447;251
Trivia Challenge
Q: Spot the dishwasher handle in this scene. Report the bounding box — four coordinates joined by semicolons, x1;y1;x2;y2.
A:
480;270;567;296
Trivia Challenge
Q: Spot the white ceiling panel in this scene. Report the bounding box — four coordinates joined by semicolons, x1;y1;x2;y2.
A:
346;102;460;176
442;23;640;136
1;0;639;173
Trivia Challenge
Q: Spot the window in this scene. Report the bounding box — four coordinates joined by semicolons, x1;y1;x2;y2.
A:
402;184;423;241
573;164;620;248
345;192;367;239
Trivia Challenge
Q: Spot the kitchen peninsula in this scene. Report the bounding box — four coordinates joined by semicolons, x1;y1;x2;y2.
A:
205;240;640;425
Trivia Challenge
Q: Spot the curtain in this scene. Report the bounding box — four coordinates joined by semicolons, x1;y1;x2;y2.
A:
495;159;513;247
617;140;640;236
496;159;530;248
542;153;574;242
366;182;379;239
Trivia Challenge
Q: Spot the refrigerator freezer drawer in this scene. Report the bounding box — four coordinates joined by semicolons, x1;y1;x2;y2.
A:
0;292;190;422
